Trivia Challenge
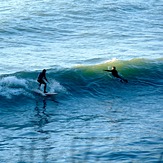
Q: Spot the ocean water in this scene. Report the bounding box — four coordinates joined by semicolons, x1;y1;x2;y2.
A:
0;0;163;162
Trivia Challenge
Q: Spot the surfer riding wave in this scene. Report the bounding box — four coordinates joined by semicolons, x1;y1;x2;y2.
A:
37;69;49;93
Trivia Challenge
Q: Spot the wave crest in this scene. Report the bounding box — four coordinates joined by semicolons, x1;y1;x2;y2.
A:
0;58;162;99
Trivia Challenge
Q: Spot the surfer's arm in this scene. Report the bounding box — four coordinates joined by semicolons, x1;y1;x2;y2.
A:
103;70;112;72
43;75;48;82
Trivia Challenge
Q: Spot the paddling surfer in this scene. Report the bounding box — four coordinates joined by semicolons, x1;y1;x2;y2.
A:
104;66;128;83
37;69;49;93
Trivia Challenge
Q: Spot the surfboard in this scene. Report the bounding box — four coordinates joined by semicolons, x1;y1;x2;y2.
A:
33;89;57;96
44;92;57;96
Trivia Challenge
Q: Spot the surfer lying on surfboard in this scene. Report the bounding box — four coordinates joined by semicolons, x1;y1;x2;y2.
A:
104;66;128;83
37;69;49;93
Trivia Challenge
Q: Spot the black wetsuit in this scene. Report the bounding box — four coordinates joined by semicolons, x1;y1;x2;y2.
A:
104;69;120;78
104;69;128;83
37;71;48;93
37;71;47;84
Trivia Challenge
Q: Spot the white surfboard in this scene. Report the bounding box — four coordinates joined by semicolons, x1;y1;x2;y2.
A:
44;92;57;96
33;89;57;96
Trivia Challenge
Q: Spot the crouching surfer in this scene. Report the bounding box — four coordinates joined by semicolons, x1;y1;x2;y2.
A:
37;69;49;93
104;66;128;83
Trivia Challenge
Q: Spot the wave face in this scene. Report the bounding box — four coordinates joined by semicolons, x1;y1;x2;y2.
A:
0;58;162;102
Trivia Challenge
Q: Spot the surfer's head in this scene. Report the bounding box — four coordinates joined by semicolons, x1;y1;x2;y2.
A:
112;66;116;70
43;69;46;72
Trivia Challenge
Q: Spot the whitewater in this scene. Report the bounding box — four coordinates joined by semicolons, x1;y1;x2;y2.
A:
0;0;163;162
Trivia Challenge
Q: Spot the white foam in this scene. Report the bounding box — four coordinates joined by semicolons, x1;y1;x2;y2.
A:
48;79;67;93
0;76;29;99
104;58;117;64
0;76;28;88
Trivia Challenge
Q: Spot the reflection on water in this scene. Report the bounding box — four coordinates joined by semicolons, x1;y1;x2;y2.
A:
34;98;49;133
5;97;162;163
17;98;51;163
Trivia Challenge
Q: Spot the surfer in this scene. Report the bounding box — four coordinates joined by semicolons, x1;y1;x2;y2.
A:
104;66;128;83
37;69;48;93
